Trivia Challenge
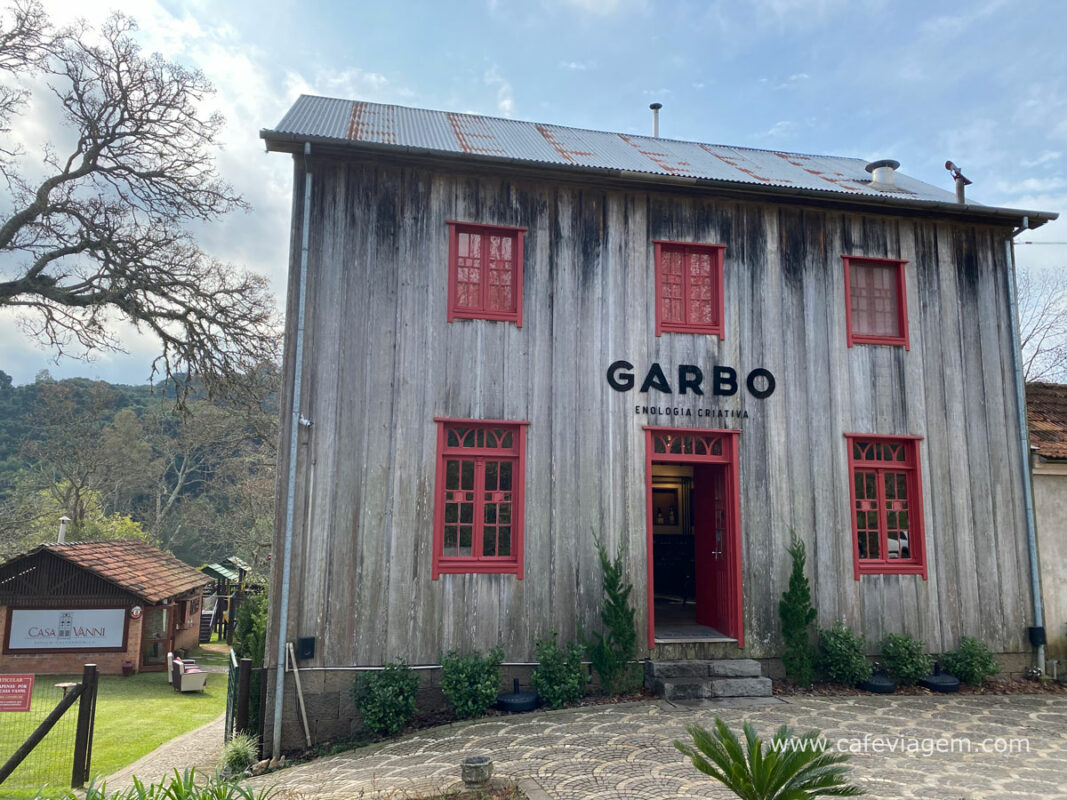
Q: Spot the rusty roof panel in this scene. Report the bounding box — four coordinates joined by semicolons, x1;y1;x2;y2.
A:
266;96;1045;216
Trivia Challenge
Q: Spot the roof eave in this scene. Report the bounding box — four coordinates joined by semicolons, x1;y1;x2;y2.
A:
260;129;1058;230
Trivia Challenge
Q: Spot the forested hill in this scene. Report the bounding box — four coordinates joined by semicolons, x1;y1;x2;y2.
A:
0;369;277;573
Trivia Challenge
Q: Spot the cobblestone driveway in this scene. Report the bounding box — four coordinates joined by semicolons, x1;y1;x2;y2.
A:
250;695;1067;800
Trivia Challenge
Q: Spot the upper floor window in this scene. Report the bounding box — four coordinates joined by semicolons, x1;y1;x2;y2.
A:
432;418;528;578
654;241;725;337
447;222;525;326
843;256;909;349
846;434;926;579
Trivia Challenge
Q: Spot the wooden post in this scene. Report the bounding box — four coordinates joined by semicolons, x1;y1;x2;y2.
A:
71;664;98;788
257;666;268;757
236;658;252;735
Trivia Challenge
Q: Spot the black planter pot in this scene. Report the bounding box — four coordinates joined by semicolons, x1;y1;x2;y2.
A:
497;678;538;712
859;673;897;694
919;673;960;693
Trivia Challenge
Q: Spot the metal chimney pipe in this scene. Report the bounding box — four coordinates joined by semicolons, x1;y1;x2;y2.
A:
58;516;70;543
945;161;972;204
649;102;662;137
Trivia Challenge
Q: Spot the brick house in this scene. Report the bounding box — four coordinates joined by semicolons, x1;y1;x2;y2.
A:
0;541;212;675
1027;381;1067;661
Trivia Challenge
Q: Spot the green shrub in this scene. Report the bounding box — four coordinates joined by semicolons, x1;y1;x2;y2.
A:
674;718;862;800
218;731;260;777
351;661;420;735
440;646;504;719
231;593;269;737
532;632;585;708
232;594;269;665
817;622;872;687
940;637;1000;686
778;530;817;686
880;633;933;686
587;536;642;695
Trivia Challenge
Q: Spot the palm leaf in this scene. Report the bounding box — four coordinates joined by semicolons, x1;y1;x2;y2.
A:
675;717;863;800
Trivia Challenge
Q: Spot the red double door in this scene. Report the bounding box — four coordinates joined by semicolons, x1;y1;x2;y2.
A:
646;428;743;648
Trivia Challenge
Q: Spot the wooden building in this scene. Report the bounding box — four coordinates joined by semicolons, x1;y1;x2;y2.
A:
260;96;1056;748
0;541;212;675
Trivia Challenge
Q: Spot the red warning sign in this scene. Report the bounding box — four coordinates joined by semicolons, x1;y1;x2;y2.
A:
0;674;34;712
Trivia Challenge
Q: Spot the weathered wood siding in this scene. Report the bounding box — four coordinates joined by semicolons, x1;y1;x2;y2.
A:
268;155;1032;665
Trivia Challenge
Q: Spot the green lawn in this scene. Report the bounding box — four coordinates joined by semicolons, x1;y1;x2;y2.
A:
3;670;226;798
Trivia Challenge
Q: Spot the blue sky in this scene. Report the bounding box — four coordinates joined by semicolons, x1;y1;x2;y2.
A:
3;0;1065;384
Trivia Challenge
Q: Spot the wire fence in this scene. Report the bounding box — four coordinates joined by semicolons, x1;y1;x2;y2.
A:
0;676;80;796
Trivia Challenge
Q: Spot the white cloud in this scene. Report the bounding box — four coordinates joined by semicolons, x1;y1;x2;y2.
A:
762;120;798;138
917;0;1009;40
540;0;647;15
1021;151;1062;168
484;66;515;117
995;177;1067;196
559;60;595;71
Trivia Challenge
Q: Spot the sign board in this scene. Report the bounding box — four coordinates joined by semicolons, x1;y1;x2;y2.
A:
0;674;34;712
6;608;126;651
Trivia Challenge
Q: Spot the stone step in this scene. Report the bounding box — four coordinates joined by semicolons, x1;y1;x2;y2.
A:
650;640;742;661
647;658;763;679
651;675;773;701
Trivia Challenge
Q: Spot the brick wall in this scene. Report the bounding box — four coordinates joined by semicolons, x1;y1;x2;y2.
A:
0;605;143;675
173;603;202;654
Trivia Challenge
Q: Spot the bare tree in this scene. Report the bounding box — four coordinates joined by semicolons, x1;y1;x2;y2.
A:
1017;265;1067;383
0;2;277;400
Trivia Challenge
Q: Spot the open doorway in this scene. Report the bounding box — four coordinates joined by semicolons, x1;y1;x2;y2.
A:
645;427;742;648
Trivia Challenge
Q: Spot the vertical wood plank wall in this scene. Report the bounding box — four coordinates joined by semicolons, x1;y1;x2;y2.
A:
268;155;1032;665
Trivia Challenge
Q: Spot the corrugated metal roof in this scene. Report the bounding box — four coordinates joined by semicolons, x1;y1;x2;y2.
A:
265;95;985;208
203;562;239;582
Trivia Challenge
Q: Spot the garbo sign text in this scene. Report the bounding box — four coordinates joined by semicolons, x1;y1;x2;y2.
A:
606;360;776;399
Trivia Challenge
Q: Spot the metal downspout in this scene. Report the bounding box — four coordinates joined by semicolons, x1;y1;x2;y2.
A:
272;142;313;761
1005;218;1045;675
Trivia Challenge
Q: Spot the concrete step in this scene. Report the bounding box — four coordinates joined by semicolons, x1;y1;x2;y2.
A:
648;658;763;679
651;640;742;661
646;659;772;701
651;675;773;701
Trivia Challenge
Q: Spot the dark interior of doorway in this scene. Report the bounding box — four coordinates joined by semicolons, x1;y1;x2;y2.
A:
651;463;732;642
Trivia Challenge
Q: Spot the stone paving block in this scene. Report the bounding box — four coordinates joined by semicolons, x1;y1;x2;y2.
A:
248;694;1067;800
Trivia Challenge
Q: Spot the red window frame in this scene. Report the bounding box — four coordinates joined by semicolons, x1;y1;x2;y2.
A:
432;418;528;578
447;222;526;326
842;255;909;349
845;434;927;579
654;240;726;337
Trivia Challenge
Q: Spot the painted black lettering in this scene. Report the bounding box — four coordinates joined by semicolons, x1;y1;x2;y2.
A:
677;364;704;395
713;366;738;396
640;363;672;394
607;360;635;392
746;368;776;399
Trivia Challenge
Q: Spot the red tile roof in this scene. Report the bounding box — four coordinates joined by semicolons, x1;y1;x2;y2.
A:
36;540;211;604
1027;382;1067;460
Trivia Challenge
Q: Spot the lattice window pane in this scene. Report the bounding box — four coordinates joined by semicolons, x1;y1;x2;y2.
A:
661;249;685;324
486;234;516;312
850;262;899;337
456;232;483;310
686;251;716;326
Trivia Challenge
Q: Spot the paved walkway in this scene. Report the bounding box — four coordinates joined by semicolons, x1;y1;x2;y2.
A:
248;695;1067;800
104;713;227;791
